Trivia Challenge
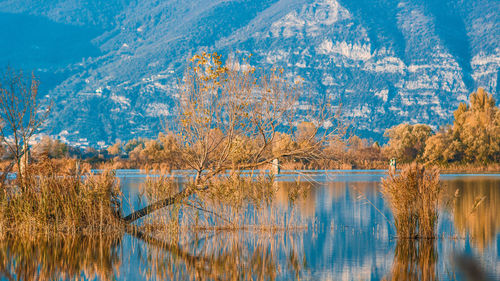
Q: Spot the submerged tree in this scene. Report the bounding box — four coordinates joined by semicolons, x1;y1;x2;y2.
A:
124;52;340;222
0;68;51;188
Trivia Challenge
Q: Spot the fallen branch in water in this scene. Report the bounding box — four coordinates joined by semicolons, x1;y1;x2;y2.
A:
122;188;193;223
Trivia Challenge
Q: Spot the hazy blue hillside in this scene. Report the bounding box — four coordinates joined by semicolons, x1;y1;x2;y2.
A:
0;0;498;146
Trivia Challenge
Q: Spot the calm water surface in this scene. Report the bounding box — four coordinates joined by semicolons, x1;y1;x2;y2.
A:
1;170;499;280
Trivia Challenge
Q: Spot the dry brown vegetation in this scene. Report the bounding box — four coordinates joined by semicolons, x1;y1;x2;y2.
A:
381;88;500;170
0;69;125;237
381;164;441;239
28;157;92;175
0;167;122;237
135;171;310;237
424;88;500;165
104;128;386;171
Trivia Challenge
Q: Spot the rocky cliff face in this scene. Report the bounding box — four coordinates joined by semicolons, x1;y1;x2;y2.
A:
1;0;498;146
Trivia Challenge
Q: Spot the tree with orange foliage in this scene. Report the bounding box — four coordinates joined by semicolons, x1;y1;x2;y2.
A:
384;124;432;163
424;88;500;164
123;52;340;222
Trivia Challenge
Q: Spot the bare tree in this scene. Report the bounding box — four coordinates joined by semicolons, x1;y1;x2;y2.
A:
124;53;342;222
0;67;51;188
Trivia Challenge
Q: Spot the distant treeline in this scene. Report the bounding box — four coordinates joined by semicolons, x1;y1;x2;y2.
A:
100;88;500;170
2;88;498;170
386;88;500;165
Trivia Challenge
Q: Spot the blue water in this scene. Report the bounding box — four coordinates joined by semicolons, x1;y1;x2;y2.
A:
1;170;499;280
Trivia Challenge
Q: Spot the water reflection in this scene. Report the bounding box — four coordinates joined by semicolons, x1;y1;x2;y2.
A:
384;240;437;281
274;180;318;218
0;172;499;280
0;229;307;280
130;229;306;281
442;177;500;251
0;235;121;281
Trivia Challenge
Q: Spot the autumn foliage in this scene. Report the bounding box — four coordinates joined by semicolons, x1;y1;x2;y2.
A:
384;88;500;167
423;88;500;164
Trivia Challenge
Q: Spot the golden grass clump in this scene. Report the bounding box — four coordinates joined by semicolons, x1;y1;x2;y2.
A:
201;172;276;210
0;168;122;237
381;164;440;239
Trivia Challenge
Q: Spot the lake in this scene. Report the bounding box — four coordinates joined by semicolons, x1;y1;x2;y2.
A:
1;170;499;280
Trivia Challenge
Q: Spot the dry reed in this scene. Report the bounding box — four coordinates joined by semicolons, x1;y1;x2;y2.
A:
381;164;440;239
0;164;122;237
138;171;310;237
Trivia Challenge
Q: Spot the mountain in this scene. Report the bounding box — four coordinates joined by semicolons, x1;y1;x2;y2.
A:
1;0;498;146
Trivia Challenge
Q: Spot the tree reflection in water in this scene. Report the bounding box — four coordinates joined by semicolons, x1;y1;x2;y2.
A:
129;225;306;281
442;178;500;251
0;228;307;281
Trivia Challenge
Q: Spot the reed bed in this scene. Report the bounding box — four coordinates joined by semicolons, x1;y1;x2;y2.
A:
381;164;440;239
0;166;122;237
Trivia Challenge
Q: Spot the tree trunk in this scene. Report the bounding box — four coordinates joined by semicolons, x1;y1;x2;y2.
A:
122;188;192;223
